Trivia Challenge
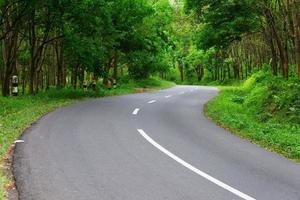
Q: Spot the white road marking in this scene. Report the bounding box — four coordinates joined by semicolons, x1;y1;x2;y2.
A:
132;108;140;115
165;95;172;98
14;140;24;144
137;129;256;200
148;100;157;104
179;92;185;95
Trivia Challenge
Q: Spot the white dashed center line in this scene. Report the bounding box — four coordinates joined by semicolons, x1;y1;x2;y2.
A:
148;100;157;104
165;95;172;98
132;108;140;115
137;129;256;200
179;92;185;95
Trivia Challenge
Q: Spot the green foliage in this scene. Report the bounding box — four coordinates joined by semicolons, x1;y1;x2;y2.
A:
240;71;300;123
186;46;206;66
186;0;259;49
206;72;300;161
127;51;155;79
1;0;175;91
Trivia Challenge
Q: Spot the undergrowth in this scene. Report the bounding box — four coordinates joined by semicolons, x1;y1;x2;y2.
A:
206;71;300;161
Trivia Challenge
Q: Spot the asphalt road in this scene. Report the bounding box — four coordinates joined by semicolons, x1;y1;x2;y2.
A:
13;86;300;200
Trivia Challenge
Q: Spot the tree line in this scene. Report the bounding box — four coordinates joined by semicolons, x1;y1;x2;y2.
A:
173;0;299;82
0;0;175;96
1;0;299;97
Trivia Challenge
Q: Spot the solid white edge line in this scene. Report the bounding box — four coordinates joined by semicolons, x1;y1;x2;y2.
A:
132;108;140;115
137;129;256;200
148;100;157;104
14;140;24;144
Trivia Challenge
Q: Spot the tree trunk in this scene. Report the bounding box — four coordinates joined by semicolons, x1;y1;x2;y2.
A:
29;8;37;95
79;67;84;88
1;1;19;96
29;60;35;95
291;0;300;76
178;60;184;82
196;64;203;81
227;65;231;79
113;53;118;81
264;26;278;76
55;40;64;89
103;60;111;86
71;63;79;89
265;8;289;79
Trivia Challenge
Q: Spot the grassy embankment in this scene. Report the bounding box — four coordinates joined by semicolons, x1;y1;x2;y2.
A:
206;71;300;162
0;77;175;199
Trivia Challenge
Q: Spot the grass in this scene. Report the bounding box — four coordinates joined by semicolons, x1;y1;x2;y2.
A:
205;72;300;162
0;77;175;200
0;173;7;199
103;77;175;96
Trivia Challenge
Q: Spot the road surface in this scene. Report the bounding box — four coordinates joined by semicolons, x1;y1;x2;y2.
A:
13;86;300;200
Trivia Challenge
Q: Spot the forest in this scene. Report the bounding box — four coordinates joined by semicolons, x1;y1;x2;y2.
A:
0;0;299;95
0;0;300;198
0;0;175;96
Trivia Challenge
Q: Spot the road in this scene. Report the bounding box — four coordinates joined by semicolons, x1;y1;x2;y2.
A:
13;86;300;200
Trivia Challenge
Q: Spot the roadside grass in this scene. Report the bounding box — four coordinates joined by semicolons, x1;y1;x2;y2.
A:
181;79;243;86
104;77;175;96
0;173;7;199
0;77;175;200
205;72;300;162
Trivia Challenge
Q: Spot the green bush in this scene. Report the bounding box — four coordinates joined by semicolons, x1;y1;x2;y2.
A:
206;72;300;161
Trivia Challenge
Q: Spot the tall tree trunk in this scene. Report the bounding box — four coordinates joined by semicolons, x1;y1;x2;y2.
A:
55;40;64;89
291;0;300;76
29;8;37;95
1;1;19;96
113;53;118;80
196;64;203;81
0;44;3;88
79;67;84;88
21;64;26;95
2;36;18;96
265;8;289;79
103;58;112;86
71;63;79;89
227;64;231;79
35;70;40;93
268;30;278;76
178;60;184;82
29;58;36;95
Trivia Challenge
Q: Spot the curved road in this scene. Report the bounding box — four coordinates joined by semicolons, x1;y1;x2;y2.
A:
13;86;300;200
